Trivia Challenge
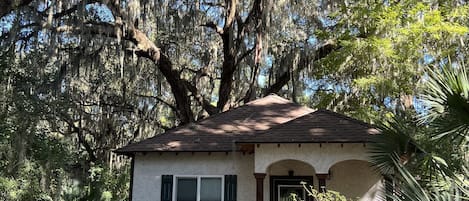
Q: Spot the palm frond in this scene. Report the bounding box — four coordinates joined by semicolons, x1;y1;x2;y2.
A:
369;116;418;175
420;65;469;146
387;153;469;201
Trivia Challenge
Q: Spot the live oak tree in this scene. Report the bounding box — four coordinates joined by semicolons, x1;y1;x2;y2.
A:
1;0;338;199
1;0;469;200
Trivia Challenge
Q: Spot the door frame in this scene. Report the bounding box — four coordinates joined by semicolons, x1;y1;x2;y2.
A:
270;176;314;201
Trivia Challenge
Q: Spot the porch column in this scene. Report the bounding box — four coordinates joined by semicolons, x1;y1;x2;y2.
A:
316;174;328;192
254;173;266;201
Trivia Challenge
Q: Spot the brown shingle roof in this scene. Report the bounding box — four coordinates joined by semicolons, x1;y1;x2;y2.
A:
236;109;380;143
115;95;379;154
115;95;314;153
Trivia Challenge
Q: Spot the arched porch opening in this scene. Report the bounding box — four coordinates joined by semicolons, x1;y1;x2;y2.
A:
327;160;383;201
267;159;316;176
265;159;316;201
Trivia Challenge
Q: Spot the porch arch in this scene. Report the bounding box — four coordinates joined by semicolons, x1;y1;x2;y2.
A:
327;159;383;200
254;143;370;174
267;159;316;176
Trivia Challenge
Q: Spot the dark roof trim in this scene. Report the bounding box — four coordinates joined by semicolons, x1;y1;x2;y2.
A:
113;141;373;154
114;150;242;153
234;140;372;144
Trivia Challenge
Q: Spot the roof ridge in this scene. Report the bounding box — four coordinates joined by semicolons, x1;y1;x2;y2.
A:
245;94;291;105
117;95;305;149
246;94;315;114
244;109;316;138
247;109;374;138
313;109;375;128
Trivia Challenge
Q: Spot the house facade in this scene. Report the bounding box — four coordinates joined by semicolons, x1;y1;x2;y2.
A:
116;95;383;201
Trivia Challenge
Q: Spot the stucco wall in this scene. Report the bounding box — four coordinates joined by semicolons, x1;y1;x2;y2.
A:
132;143;382;201
268;159;316;176
255;143;370;173
327;160;383;201
132;152;256;201
266;159;317;201
255;143;381;201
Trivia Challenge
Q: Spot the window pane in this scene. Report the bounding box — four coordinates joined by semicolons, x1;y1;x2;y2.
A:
176;178;197;201
200;178;222;201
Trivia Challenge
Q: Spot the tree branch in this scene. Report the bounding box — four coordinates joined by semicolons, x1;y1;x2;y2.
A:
127;26;195;124
264;40;340;95
0;0;33;18
238;0;262;35
37;0;99;19
184;80;219;115
236;45;256;66
134;94;177;112
223;0;238;30
56;111;97;163
201;21;224;35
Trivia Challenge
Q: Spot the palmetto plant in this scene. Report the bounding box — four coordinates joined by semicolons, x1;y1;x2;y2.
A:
369;116;419;176
388;153;468;201
421;65;469;146
370;65;469;201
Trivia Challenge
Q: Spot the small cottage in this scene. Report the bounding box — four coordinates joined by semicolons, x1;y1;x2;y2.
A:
116;95;383;201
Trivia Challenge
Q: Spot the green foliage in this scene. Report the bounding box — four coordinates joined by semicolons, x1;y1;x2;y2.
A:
77;165;130;201
2;0;469;200
387;153;468;201
291;183;353;201
369;115;418;175
307;0;469;122
371;117;469;201
370;65;469;201
0;44;131;200
421;65;469;146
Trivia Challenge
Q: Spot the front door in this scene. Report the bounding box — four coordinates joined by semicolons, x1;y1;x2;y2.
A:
278;184;305;201
270;176;314;201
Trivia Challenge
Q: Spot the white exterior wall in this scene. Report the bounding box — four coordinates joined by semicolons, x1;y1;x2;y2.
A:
255;143;382;201
255;143;370;173
327;160;383;201
132;152;256;201
266;159;317;201
131;143;382;201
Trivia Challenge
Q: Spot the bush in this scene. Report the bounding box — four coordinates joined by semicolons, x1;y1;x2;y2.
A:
291;182;354;201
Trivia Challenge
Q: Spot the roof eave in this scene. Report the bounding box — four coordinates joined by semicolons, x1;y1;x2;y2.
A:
234;140;374;144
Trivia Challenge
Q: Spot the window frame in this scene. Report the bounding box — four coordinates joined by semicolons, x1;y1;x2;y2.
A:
172;175;225;201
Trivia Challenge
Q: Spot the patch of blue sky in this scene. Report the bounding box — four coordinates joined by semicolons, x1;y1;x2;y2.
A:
438;57;448;67
350;27;360;36
291;14;307;26
243;37;255;49
86;4;115;23
383;97;394;108
257;56;273;87
302;78;328;96
307;36;318;46
258;74;266;87
0;13;15;35
319;16;337;28
191;57;201;67
36;0;49;12
422;53;434;65
199;4;224;27
413;96;426;115
171;0;186;10
376;94;427;114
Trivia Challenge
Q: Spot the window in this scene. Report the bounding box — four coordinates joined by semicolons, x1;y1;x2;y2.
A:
174;176;224;201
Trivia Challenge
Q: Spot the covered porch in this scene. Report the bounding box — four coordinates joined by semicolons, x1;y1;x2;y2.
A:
251;143;383;201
